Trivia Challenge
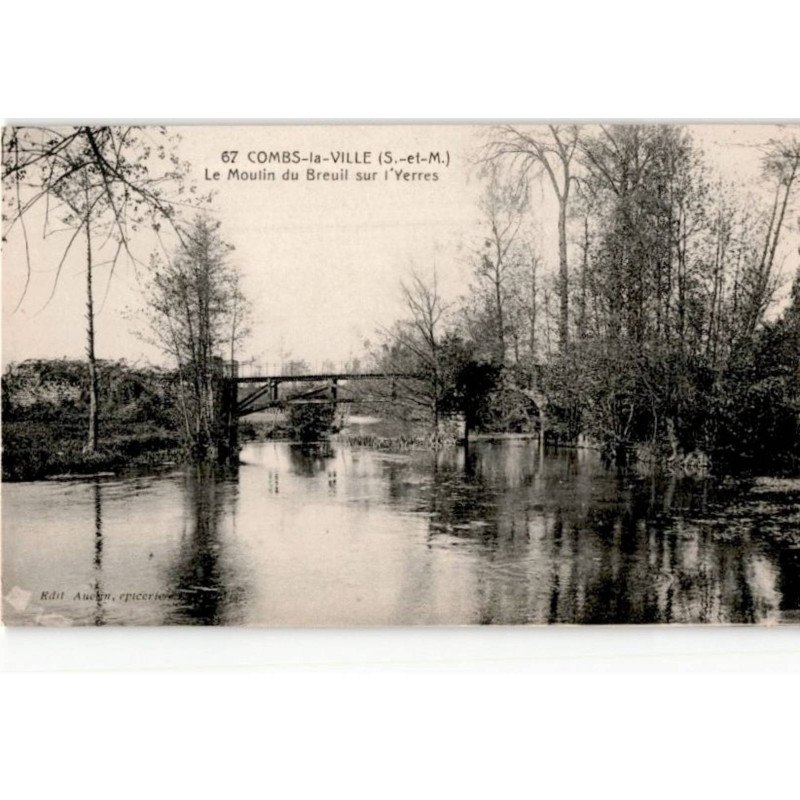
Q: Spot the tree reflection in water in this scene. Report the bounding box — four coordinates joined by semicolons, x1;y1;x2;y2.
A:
287;442;336;478
8;439;797;626
92;478;105;626
165;462;246;625
384;443;800;624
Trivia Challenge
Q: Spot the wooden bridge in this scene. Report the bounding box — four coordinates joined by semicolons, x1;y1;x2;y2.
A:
233;371;420;416
216;364;422;460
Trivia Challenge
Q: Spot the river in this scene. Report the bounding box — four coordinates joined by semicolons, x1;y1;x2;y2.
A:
3;440;800;625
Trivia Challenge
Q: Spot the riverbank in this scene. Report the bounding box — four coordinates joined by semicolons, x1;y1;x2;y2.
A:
2;421;182;481
2;358;182;482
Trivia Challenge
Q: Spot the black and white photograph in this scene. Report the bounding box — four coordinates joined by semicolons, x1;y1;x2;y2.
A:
2;123;800;626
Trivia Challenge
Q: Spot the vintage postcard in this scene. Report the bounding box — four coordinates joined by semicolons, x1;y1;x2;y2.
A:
2;123;799;626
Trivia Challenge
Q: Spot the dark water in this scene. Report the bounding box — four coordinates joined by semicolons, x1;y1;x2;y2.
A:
3;441;800;625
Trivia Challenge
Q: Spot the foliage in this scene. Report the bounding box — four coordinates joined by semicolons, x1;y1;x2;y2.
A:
139;215;251;459
2;359;182;481
380;125;799;469
441;359;502;432
2;125;202;453
711;281;800;469
287;403;336;442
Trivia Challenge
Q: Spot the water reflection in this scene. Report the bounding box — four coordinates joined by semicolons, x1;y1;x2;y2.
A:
163;463;247;625
287;442;336;477
2;440;799;625
92;479;105;626
368;444;800;624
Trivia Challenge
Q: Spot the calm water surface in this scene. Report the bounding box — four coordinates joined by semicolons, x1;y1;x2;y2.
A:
3;440;800;625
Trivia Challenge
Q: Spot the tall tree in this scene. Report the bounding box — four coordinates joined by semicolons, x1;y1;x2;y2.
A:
376;267;453;433
2;126;200;451
485;124;580;349
741;136;800;336
14;158;111;451
140;216;250;458
468;164;528;366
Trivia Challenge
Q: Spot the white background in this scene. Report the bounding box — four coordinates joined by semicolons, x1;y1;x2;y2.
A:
2;0;799;797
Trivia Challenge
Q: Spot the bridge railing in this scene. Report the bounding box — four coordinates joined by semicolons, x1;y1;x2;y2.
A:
229;359;374;379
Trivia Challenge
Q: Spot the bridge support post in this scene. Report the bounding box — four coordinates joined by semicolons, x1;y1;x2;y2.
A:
215;362;239;465
222;379;239;463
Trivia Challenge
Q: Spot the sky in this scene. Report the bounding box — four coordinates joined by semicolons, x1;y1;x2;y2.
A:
2;124;798;371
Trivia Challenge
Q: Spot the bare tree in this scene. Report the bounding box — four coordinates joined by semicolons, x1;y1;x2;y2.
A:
2;126;202;451
139;216;249;458
227;271;252;366
485;124;580;349
53;173;107;450
472;163;527;365
375;267;452;433
742;136;800;336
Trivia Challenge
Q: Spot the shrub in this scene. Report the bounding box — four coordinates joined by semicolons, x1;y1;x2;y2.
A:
287;403;336;442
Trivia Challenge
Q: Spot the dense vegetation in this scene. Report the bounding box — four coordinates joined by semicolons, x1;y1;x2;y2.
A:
2;359;181;481
1;359;341;479
3;126;201;456
286;404;337;442
371;125;800;471
138;216;250;461
3;125;798;477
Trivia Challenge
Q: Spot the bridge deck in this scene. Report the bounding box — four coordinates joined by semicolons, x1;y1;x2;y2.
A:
231;372;420;384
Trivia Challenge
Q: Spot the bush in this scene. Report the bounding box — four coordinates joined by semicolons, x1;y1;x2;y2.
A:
287;403;336;442
2;359;183;481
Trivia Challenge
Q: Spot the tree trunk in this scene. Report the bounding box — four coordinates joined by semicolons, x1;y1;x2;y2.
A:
85;217;98;452
494;271;505;364
528;255;537;378
539;408;547;464
578;216;589;339
557;195;569;349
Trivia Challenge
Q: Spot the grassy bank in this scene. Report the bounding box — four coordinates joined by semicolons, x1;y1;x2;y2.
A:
2;422;182;481
2;359;182;481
